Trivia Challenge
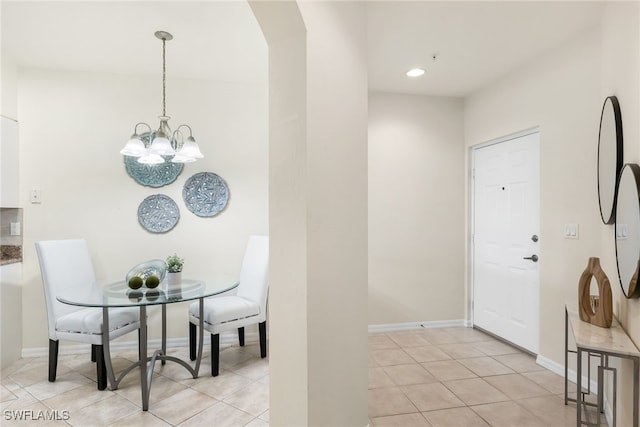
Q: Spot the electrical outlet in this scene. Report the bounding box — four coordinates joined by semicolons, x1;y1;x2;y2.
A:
10;222;20;236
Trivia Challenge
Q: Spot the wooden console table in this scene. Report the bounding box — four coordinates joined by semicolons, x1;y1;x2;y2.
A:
564;306;640;427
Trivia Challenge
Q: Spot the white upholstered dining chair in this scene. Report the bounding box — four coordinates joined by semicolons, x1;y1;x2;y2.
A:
35;239;141;390
188;235;269;376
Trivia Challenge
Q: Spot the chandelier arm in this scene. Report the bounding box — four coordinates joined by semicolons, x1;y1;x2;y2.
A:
171;128;185;150
173;124;193;138
133;122;153;138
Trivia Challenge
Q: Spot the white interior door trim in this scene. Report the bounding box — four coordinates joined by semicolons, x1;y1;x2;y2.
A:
470;128;540;353
472;126;540;151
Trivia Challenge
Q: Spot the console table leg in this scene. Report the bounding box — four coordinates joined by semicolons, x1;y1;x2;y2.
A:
597;365;603;426
577;347;583;426
634;357;639;427
565;309;569;405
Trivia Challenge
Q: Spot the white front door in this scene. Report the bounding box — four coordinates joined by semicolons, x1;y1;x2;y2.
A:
472;132;540;353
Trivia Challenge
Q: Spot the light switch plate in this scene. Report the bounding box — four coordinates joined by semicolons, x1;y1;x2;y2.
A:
616;224;628;240
564;223;579;239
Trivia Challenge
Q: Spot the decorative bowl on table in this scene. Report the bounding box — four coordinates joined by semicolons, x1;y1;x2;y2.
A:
126;259;167;289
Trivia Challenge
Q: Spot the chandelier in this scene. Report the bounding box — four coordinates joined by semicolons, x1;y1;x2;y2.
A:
120;31;203;164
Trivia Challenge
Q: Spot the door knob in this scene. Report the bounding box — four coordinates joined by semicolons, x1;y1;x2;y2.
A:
531;234;539;242
523;255;539;262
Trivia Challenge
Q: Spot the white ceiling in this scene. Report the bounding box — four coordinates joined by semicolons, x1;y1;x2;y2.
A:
1;1;268;84
367;1;605;97
2;1;605;98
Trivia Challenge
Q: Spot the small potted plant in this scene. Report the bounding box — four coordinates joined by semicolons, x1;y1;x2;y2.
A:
166;253;184;286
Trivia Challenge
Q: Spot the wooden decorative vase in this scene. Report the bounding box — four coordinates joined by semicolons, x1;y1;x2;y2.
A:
578;257;613;328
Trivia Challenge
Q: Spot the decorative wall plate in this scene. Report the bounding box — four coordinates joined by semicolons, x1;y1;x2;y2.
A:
124;155;183;188
183;172;229;217
137;194;180;233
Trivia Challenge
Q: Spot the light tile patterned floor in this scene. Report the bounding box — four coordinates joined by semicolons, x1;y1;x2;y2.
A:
368;327;607;427
0;328;606;426
1;344;269;426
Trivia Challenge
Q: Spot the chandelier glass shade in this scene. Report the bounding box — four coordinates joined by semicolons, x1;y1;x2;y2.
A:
120;31;203;164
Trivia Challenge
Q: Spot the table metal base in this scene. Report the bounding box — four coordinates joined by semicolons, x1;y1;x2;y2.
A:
101;297;206;411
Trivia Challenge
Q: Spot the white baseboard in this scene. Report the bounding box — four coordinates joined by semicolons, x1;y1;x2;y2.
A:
25;320;465;357
368;319;466;333
21;331;260;359
536;354;599;391
25;320;467;357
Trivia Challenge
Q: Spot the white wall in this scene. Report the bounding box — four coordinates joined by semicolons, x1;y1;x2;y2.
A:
368;92;465;325
600;3;640;426
601;0;640;335
18;67;268;350
251;1;369;425
465;5;640;424
301;3;368;424
249;1;309;424
465;25;602;366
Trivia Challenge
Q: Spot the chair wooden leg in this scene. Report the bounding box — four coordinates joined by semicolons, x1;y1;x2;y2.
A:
259;321;267;358
95;345;107;390
48;339;59;382
189;323;196;361
238;327;245;346
91;344;97;362
211;334;220;377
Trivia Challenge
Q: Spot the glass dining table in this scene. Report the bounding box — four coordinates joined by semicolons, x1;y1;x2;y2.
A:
56;276;239;411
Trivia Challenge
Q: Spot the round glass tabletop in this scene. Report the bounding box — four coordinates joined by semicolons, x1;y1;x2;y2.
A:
57;277;238;308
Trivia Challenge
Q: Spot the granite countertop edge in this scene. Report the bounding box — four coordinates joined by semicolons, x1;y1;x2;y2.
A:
1;245;23;266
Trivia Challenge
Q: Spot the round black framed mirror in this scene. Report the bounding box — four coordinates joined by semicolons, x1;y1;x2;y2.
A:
615;163;640;298
598;96;623;224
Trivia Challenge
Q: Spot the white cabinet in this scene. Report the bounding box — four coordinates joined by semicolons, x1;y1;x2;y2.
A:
1;262;22;369
1;116;19;207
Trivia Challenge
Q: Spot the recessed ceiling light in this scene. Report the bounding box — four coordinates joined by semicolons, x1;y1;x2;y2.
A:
406;68;425;77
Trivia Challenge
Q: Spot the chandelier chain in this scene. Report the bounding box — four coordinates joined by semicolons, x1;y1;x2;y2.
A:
162;38;166;117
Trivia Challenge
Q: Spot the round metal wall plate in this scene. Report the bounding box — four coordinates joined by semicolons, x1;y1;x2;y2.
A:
124;155;183;188
138;194;180;233
182;172;229;217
